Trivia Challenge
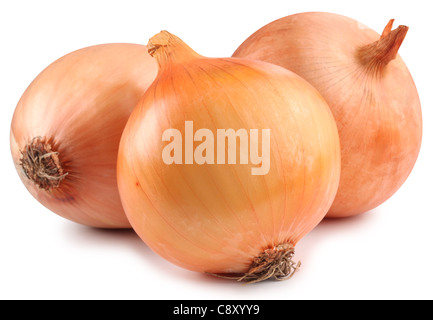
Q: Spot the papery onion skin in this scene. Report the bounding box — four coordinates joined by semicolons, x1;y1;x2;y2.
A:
117;31;341;278
233;12;423;218
10;44;158;228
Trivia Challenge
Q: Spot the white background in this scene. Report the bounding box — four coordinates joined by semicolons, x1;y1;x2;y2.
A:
1;0;432;300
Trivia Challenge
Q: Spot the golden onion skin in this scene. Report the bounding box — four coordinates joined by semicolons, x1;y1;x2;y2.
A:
117;32;341;278
11;44;158;228
233;13;422;217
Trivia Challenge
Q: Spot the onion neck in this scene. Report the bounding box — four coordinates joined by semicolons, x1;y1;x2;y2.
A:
358;19;408;73
148;30;201;69
20;137;68;191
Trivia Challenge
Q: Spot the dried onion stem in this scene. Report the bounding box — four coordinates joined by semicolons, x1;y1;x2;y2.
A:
20;137;68;191
208;243;301;284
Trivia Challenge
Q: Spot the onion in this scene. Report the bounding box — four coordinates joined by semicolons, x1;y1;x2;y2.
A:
233;12;423;218
117;31;341;282
10;44;158;228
